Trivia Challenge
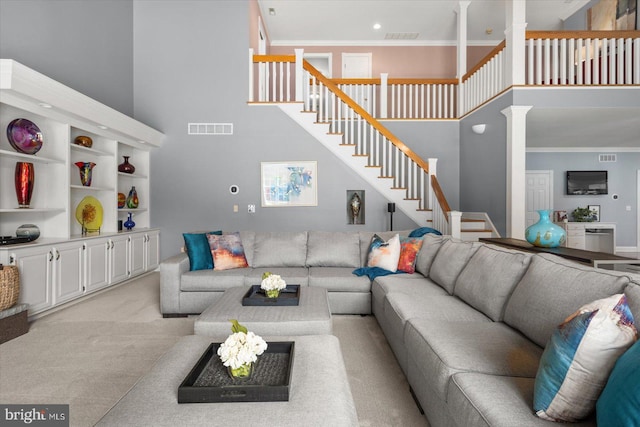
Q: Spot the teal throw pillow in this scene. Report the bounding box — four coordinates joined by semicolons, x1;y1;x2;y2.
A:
183;231;222;271
596;339;640;426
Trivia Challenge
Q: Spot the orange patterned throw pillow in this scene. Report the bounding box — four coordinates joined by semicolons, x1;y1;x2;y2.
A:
207;232;249;270
397;237;424;273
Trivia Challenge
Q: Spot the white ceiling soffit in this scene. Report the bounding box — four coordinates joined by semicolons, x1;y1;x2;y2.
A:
258;0;591;46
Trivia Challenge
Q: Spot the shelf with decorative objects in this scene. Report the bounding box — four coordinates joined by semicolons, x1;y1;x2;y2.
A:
0;59;163;318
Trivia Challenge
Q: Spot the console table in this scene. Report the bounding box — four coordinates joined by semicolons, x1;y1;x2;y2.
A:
479;238;638;271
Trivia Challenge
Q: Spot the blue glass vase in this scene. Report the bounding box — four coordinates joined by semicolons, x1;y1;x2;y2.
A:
525;209;566;248
123;212;135;230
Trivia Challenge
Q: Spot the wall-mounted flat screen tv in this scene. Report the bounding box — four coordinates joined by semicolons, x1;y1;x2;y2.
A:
566;171;608;195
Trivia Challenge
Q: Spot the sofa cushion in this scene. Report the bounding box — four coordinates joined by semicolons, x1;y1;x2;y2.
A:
237;231;256;267
183;231;221;271
534;294;637;422
371;276;447;318
306;231;360;267
428;239;481;294
404;320;542;402
308;267;371;292
503;255;630;348
448;373;596;427
397;237;424;274
454;245;532;321
366;234;401;272
414;234;447;277
625;280;640;321
244;267;309;286
181;268;248;291
597;340;640;427
251;231;308;267
207;232;249;270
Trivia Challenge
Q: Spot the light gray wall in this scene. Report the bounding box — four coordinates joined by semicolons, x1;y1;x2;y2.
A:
133;0;418;259
459;93;514;236
0;0;134;116
527;152;639;247
384;121;460;209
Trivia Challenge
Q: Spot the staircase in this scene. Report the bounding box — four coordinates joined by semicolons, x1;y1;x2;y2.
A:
248;51;498;240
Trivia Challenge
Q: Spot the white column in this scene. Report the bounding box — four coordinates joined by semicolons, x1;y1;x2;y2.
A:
501;105;532;240
504;0;527;87
455;1;470;117
380;73;388;119
248;48;254;102
449;211;462;239
295;48;304;102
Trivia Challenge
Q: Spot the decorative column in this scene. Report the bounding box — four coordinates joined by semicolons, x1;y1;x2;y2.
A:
295;48;304;102
501;105;532;240
380;73;388;119
455;1;470;117
504;0;527;87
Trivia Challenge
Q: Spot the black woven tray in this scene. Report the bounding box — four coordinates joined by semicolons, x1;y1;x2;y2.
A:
178;341;295;403
242;284;300;306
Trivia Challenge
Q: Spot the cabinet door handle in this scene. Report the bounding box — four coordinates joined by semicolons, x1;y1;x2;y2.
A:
111;241;115;249
55;250;60;260
49;251;54;262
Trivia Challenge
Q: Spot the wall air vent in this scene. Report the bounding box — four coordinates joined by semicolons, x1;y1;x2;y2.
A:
188;123;233;135
598;154;616;162
384;32;419;40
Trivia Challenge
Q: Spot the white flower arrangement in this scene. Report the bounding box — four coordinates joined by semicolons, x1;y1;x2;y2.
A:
260;272;287;292
217;320;267;370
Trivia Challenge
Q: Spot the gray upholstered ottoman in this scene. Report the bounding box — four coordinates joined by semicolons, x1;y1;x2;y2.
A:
194;286;332;338
96;334;358;427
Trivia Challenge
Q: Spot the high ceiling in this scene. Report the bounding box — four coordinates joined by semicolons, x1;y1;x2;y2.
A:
257;0;640;150
258;0;590;45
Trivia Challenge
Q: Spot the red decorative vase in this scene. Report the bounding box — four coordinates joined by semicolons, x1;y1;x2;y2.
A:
118;156;135;174
15;162;35;208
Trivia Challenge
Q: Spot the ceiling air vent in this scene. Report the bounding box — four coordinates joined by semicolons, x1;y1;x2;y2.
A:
599;154;616;162
384;32;419;40
188;123;233;135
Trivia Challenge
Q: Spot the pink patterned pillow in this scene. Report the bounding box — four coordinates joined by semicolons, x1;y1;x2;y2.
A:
397;237;424;273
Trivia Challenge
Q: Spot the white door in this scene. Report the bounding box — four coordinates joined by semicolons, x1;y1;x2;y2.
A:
525;170;553;227
53;242;84;305
342;53;372;78
85;238;109;292
342;53;372;112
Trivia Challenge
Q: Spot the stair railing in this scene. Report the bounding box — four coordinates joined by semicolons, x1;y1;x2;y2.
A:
302;60;432;210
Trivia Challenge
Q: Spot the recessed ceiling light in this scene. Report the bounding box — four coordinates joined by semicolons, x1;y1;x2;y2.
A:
269;8;275;16
97;125;108;130
373;23;382;30
38;102;52;108
138;140;146;144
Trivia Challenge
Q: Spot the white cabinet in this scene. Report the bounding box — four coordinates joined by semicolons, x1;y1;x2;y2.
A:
84;238;109;292
556;222;617;253
109;234;130;285
1;241;84;315
145;230;160;271
52;242;85;305
0;60;163;318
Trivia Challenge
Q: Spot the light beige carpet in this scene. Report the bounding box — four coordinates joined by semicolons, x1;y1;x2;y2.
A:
0;273;427;427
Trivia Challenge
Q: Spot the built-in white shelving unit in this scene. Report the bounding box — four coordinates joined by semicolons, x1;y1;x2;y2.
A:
0;59;164;318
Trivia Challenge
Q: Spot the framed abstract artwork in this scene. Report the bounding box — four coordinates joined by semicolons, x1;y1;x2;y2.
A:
261;161;317;207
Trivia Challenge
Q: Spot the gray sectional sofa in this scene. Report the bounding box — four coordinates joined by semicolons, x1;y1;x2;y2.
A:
160;230;640;426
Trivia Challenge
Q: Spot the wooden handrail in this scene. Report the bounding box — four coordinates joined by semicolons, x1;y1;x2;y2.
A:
253;54;295;63
330;78;458;85
303;60;430;173
526;30;640;40
462;40;506;83
431;174;451;222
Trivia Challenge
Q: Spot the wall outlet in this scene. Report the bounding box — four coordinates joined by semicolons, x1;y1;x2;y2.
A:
248;204;256;213
626;205;632;211
233;204;238;213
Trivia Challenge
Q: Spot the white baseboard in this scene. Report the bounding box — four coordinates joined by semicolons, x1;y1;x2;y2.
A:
616;246;639;253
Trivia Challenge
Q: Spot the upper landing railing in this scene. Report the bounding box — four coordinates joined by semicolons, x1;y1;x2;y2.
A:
249;30;639;119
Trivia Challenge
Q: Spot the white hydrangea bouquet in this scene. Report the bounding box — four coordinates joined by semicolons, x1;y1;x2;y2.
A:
260;272;287;298
217;319;267;379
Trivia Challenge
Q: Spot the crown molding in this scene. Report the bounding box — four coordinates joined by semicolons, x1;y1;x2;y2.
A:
270;39;500;47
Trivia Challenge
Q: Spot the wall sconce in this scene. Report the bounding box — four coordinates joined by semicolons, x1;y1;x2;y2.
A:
471;124;486;135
